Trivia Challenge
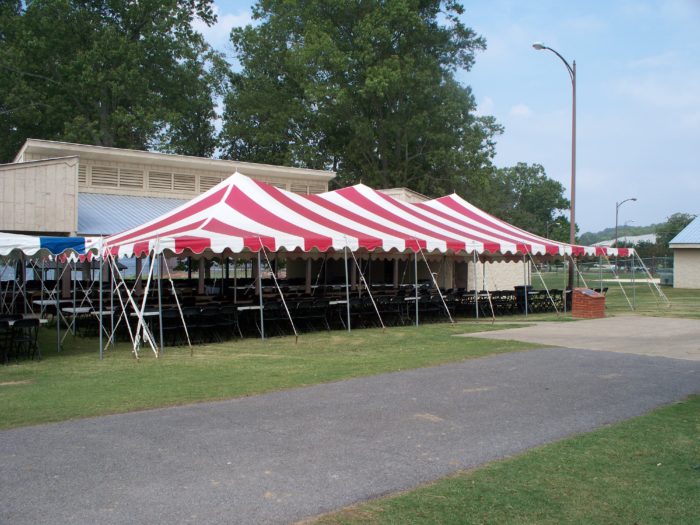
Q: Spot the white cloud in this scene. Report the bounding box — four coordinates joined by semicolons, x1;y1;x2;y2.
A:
476;96;495;116
614;70;700;117
509;104;533;118
627;51;677;70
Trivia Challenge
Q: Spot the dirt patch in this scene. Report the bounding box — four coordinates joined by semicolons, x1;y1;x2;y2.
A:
0;380;34;387
413;413;444;423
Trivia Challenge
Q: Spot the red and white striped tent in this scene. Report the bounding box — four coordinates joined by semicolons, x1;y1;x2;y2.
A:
103;172;630;259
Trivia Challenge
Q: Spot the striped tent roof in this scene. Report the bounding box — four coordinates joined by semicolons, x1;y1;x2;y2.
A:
103;172;630;259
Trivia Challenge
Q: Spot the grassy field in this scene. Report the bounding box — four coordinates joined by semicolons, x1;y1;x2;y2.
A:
314;395;700;525
0;321;534;430
535;270;700;319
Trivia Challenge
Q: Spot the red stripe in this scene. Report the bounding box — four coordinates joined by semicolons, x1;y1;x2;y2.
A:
254;182;384;251
107;187;228;246
430;196;562;255
133;241;151;257
203;218;276;251
225;187;333;251
174;236;211;254
334;188;465;252
372;191;520;253
303;194;426;250
440;196;559;249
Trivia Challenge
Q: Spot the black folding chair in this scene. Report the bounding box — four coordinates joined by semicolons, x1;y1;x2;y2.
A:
0;320;12;364
11;318;41;361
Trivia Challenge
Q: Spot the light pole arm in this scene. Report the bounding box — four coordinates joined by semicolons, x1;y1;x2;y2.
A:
541;46;575;83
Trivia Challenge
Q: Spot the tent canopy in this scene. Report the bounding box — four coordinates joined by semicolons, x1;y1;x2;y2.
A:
103;173;631;259
0;232;97;259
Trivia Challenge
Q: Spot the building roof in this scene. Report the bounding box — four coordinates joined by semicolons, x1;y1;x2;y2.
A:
670;216;700;245
594;233;657;247
15;139;335;183
78;193;186;236
378;187;429;203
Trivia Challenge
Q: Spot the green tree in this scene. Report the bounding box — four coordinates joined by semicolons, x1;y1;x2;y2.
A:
486;163;571;242
0;0;224;162
655;212;696;253
221;0;500;198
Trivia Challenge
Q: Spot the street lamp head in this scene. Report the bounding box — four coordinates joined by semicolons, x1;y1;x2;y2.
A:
631;197;637;202
532;42;546;50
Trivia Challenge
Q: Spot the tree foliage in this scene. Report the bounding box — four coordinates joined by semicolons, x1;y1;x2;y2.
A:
0;0;225;162
222;0;500;197
485;163;571;242
655;212;696;251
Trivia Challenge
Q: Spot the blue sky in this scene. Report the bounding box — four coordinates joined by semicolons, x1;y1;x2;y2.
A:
196;0;700;233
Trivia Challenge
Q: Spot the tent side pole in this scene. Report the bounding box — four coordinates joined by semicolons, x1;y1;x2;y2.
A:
99;253;103;360
257;250;264;339
344;247;351;332
157;254;164;356
473;252;479;319
110;259;114;348
631;255;636;310
523;254;528;317
71;261;76;334
56;259;61;352
233;259;238;304
414;251;419;326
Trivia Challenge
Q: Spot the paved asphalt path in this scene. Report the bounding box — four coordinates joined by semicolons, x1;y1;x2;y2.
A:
459;316;700;361
2;348;698;525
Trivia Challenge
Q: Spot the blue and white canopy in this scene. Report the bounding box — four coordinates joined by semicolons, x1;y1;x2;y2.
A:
0;232;98;258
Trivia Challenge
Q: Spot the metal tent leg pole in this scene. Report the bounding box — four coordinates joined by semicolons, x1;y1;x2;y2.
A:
523;254;528;317
257;250;264;340
99;255;103;360
563;258;568;314
473;252;479;320
56;259;60;352
344;247;351;332
157;254;164;356
110;260;114;348
414;251;419;326
72;262;77;334
632;255;636;310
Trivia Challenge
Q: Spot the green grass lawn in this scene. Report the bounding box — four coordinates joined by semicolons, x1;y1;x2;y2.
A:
0;321;533;430
314;395;700;525
535;270;700;319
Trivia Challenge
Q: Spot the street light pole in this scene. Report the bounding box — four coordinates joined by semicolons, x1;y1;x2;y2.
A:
615;198;637;248
533;42;576;289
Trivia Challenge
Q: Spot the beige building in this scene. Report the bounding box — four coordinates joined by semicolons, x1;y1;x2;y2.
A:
1;139;335;236
1;139;528;289
670;216;700;289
